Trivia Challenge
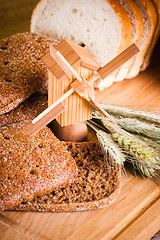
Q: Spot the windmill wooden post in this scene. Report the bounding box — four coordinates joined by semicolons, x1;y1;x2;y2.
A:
46;39;100;126
43;39;100;140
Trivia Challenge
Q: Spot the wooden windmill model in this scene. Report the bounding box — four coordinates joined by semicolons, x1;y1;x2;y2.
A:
27;39;139;140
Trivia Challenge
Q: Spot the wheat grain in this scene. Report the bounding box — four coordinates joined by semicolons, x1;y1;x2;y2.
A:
101;119;160;179
136;135;160;152
96;130;126;167
86;121;125;168
117;118;160;140
99;103;160;125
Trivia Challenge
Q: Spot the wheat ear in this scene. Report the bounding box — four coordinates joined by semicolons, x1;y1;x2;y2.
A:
101;119;160;180
117;118;160;140
86;121;125;168
99;103;160;125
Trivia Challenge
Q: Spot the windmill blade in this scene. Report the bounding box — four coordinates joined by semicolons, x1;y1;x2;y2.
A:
27;102;65;136
97;43;139;80
74;44;139;85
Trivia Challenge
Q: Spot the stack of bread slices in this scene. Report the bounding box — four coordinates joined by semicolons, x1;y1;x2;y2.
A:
30;0;160;89
0;33;120;212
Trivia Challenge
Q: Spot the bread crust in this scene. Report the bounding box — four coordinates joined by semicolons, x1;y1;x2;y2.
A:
127;0;157;78
121;0;144;44
0;121;77;211
141;0;160;70
11;141;121;212
107;0;132;53
114;0;144;82
99;0;133;86
0;32;58;115
0;93;47;128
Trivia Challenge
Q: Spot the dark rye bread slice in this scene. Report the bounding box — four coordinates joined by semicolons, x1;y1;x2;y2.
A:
0;32;58;115
0;92;48;128
12;141;121;212
0;121;77;211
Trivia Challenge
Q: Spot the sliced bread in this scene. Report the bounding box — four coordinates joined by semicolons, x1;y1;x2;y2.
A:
0;32;57;115
30;0;133;88
0;121;77;211
11;141;121;212
126;0;157;78
30;0;159;86
141;0;160;70
114;0;144;81
31;0;122;66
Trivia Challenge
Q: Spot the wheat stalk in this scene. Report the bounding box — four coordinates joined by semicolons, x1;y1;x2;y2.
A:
97;130;125;167
91;104;160;181
101;119;160;180
117;118;160;140
86;121;125;168
98;103;160;125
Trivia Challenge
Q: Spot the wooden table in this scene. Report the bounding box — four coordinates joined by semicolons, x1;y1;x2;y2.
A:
0;1;160;239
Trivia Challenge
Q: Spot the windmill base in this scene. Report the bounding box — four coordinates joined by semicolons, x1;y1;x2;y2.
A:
50;120;88;142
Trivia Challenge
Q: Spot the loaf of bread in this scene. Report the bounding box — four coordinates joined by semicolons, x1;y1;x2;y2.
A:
0;32;58;115
30;0;160;88
0;121;77;211
11;141;121;212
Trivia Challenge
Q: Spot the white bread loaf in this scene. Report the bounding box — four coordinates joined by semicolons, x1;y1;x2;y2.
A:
30;0;159;88
31;0;122;66
31;0;133;88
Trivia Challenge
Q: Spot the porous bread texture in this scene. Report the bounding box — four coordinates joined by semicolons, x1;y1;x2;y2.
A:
31;0;121;66
0;92;48;128
127;0;157;78
0;32;58;115
31;0;136;89
12;141;121;212
0;121;77;211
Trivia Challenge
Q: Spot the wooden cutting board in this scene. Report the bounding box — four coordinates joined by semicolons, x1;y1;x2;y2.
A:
0;47;160;240
0;1;160;239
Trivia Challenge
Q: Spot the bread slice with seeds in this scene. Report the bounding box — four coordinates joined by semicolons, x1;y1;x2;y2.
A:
0;32;58;115
0;121;77;211
11;141;121;212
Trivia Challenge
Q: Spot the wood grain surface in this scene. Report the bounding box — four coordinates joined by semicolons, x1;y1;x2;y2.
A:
0;1;160;240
